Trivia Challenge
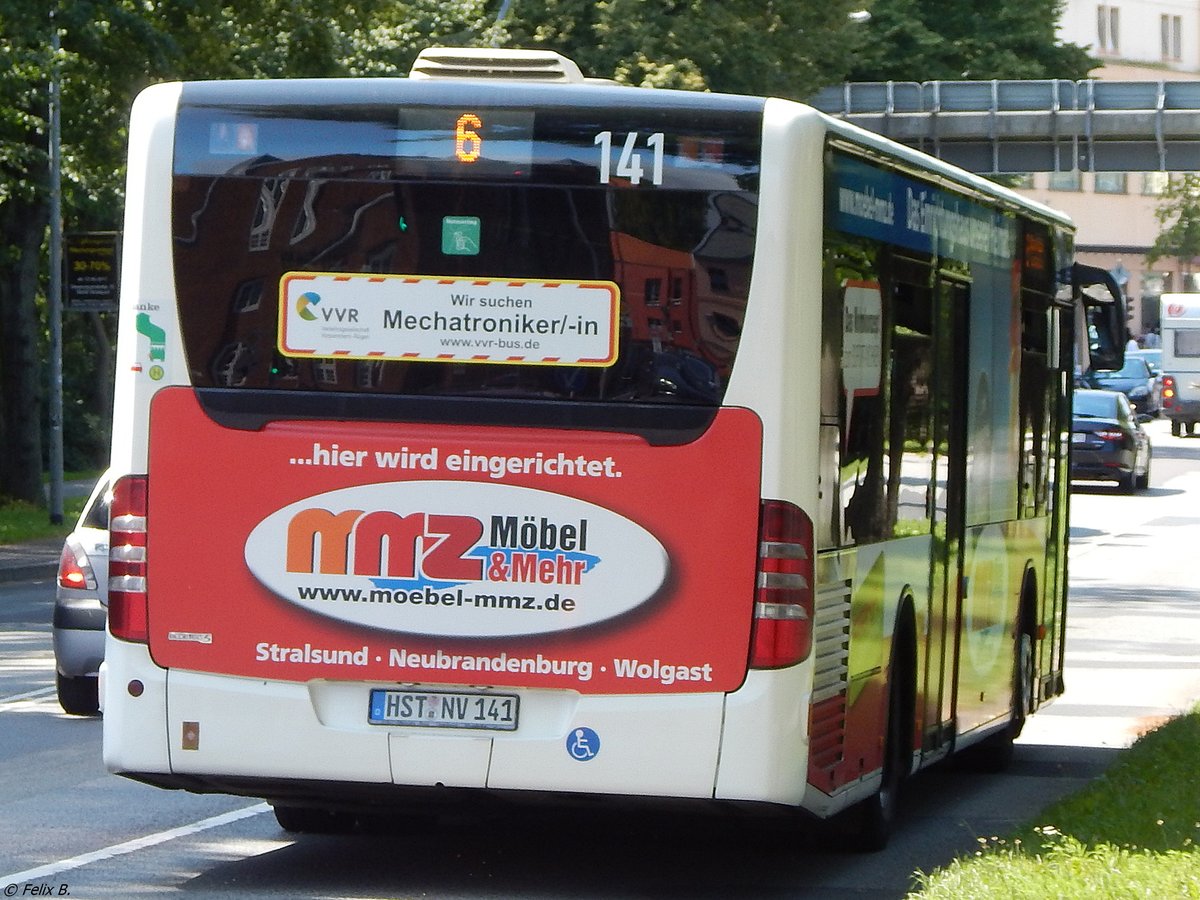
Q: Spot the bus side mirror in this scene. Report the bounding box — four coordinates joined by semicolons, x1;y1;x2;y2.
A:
1073;263;1126;373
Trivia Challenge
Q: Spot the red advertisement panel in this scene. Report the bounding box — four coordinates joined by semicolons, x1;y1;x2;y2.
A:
145;388;763;693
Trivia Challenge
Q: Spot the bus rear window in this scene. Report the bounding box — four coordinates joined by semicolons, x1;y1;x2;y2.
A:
171;87;762;411
1175;330;1200;358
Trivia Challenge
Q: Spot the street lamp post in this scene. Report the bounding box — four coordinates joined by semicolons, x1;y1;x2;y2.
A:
48;10;65;525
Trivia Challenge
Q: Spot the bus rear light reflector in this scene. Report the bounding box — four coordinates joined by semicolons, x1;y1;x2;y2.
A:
109;474;150;643
750;500;814;669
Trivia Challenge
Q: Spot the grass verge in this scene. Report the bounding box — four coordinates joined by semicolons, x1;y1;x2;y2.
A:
0;488;91;545
911;706;1200;898
0;497;87;544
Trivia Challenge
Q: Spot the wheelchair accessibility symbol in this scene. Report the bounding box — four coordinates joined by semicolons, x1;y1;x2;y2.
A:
566;726;600;761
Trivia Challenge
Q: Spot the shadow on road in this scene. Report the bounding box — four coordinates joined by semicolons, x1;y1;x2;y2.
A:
177;741;1124;899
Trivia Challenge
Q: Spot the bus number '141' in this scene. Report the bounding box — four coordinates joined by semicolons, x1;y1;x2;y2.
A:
595;131;665;185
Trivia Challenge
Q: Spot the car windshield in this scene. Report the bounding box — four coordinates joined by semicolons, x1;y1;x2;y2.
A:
1092;358;1149;381
1131;350;1161;374
80;477;112;530
1073;391;1119;419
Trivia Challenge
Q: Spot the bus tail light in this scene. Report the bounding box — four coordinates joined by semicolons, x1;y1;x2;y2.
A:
749;500;814;669
109;475;149;643
1162;374;1177;408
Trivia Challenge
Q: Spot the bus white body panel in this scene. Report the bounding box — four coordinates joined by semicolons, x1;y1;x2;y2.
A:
100;643;171;774
160;677;729;797
714;667;812;805
166;672;394;783
109;82;182;477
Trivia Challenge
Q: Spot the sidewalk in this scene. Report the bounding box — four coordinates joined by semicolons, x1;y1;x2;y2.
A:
0;537;66;583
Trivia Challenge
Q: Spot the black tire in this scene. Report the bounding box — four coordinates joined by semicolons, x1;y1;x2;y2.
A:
850;676;906;851
961;630;1034;773
838;629;913;852
1135;454;1150;490
1013;630;1036;733
1188;422;1196;436
1118;466;1136;494
56;672;99;717
1172;420;1182;437
272;804;358;834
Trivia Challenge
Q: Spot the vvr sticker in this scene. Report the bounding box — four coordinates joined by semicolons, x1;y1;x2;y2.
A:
244;481;669;637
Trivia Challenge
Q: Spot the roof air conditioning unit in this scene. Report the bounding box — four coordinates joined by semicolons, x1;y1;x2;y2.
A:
410;48;586;83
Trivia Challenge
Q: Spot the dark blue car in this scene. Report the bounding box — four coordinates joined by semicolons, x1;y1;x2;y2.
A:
1080;356;1158;416
1071;389;1151;493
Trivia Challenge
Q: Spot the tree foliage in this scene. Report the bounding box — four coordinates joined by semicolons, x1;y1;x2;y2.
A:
0;1;498;503
503;0;866;98
1147;175;1200;273
844;0;1096;82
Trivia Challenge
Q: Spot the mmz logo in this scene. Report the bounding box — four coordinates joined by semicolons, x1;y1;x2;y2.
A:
285;508;593;587
296;291;360;324
243;481;670;638
288;508;485;582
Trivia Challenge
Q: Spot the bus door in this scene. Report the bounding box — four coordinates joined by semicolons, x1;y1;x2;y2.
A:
921;277;969;755
1046;302;1075;687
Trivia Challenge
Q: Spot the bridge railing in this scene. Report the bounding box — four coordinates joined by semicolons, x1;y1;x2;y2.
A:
809;79;1200;173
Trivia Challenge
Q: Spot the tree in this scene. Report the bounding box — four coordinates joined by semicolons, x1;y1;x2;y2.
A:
0;2;174;504
1147;174;1200;280
844;0;1096;83
502;0;868;98
0;1;500;504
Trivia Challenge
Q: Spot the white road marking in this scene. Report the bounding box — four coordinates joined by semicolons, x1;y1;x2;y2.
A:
0;802;271;883
0;685;57;705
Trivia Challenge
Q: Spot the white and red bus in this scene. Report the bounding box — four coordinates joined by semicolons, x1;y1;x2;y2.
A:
102;48;1124;847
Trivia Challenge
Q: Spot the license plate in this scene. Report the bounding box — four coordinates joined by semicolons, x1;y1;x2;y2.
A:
368;689;519;731
1071;432;1086;443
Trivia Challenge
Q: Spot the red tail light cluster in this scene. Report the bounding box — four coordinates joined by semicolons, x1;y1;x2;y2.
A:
1093;429;1125;442
749;500;814;669
57;542;95;591
1162;374;1177;408
108;475;149;643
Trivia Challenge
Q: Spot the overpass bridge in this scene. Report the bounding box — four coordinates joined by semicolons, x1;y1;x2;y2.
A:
810;79;1200;175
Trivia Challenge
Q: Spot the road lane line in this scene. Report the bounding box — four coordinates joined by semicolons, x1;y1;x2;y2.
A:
0;685;57;705
0;802;270;883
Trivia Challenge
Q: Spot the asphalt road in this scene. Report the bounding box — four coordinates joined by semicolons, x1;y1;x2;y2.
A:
1;417;1198;898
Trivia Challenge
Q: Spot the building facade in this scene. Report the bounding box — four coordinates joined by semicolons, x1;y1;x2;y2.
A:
1018;0;1200;337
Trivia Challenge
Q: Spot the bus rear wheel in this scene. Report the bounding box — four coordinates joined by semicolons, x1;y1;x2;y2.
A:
837;621;913;852
846;675;906;851
962;628;1034;772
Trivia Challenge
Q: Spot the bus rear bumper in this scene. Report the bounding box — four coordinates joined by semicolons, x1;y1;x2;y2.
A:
104;664;815;811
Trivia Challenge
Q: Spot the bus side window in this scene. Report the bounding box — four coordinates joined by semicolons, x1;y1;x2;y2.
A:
886;281;934;537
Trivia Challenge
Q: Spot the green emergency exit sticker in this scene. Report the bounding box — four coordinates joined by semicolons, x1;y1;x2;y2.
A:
442;216;481;256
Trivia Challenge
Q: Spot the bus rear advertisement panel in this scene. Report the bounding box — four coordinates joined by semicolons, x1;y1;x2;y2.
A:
145;387;762;693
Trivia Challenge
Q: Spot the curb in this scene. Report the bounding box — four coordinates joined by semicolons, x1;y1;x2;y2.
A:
0;538;66;584
0;560;59;584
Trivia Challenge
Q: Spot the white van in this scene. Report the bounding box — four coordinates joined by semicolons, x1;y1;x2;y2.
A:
1159;294;1200;435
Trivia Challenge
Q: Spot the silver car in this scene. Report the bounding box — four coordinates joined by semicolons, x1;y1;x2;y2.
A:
52;473;111;716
